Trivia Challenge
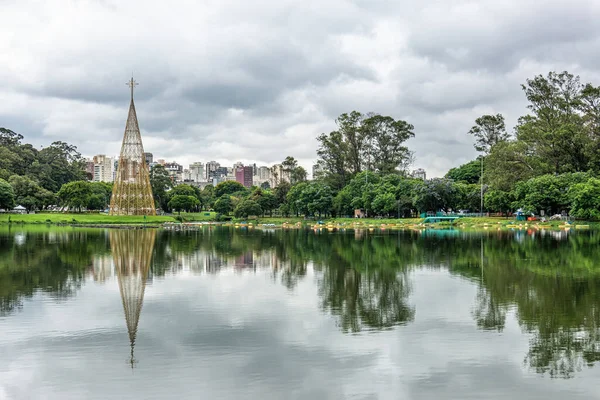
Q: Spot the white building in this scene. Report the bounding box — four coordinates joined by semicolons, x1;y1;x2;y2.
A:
189;162;205;182
93;155;115;182
269;164;290;188
411;168;426;180
257;166;271;180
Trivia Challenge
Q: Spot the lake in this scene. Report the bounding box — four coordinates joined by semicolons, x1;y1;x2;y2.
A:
1;226;600;399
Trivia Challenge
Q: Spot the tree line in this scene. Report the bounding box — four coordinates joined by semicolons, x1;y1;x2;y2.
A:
4;70;600;218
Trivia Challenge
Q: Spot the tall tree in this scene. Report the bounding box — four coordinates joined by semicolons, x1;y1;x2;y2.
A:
57;181;92;212
36;141;86;192
168;195;199;213
233;200;262;218
337;111;365;175
362;114;415;174
9;175;55;212
0;179;15;210
579;83;600;169
468;114;509;154
150;165;172;211
213;195;233;215
517;71;588;174
316;130;348;190
445;159;481;184
281;156;307;185
0;128;24;147
214;181;246;198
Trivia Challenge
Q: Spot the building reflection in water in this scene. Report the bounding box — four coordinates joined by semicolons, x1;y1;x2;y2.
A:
110;229;156;368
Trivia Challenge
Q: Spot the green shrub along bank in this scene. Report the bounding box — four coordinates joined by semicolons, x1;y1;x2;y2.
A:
0;213;174;225
4;71;600;221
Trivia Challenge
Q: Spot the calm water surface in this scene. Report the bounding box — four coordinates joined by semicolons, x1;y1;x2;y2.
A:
2;226;600;399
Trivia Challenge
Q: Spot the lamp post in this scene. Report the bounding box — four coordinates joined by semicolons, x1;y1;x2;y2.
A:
480;155;484;217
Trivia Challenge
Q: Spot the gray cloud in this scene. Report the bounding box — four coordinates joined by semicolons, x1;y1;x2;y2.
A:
2;0;600;176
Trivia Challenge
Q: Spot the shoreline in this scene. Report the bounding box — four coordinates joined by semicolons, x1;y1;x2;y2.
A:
0;214;594;231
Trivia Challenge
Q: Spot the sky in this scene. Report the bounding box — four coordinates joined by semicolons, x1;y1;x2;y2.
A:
2;0;600;177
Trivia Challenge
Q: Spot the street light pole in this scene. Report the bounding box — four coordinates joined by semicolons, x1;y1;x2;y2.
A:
480;156;484;217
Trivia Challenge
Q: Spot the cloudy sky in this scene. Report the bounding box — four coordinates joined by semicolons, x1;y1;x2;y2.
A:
2;0;600;177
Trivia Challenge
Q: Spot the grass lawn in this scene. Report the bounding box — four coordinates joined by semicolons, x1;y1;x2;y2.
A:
2;212;595;229
0;213;176;225
177;212;218;221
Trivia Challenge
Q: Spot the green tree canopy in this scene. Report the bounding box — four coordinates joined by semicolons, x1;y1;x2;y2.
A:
214;195;233;215
0;179;15;210
150;165;172;211
468;114;509;154
57;181;92;212
233;199;262;218
214;181;246;198
10;175;55;212
446;159;482;184
168;195;200;213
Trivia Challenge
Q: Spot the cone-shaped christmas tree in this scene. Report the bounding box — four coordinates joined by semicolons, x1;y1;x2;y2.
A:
111;229;156;368
110;78;156;215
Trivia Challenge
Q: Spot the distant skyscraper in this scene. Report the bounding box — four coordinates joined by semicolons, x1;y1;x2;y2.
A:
84;158;95;179
189;162;205;182
206;161;220;178
257;166;271;180
93;154;115;182
209;166;228;181
164;162;183;181
269;164;290;188
144;152;153;166
236;165;254;188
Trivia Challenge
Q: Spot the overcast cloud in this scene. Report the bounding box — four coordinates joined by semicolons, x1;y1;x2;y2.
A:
2;0;600;177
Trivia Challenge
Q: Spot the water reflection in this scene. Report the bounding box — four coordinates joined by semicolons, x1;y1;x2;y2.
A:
110;229;156;368
2;226;600;379
0;228;109;315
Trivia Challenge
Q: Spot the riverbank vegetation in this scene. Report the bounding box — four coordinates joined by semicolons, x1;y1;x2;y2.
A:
3;71;600;222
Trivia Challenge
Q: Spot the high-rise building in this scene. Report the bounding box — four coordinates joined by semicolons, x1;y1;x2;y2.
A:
269;164;290;188
164;162;183;182
84;158;95;179
189;162;205;182
93;154;116;182
206;161;220;177
257;166;271;180
235;165;254;188
144;152;153;166
209;166;228;181
411;168;427;180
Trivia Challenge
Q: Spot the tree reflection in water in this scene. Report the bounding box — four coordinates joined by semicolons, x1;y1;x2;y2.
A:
3;226;600;377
